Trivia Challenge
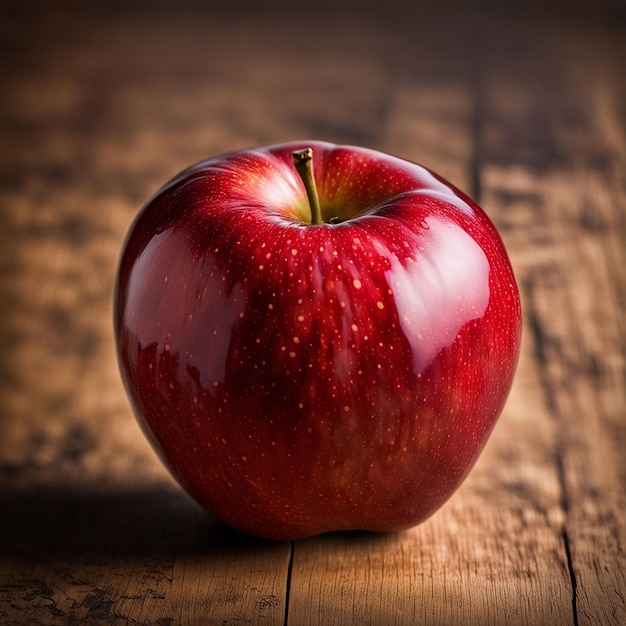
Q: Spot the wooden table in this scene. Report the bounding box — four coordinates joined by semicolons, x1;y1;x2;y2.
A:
1;2;624;624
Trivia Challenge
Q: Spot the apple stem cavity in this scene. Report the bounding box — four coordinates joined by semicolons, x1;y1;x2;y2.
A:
293;148;324;226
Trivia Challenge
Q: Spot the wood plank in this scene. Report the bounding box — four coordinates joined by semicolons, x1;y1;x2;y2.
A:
480;13;626;626
0;482;290;624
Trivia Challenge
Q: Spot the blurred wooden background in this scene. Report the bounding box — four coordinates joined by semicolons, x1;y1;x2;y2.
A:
1;1;624;624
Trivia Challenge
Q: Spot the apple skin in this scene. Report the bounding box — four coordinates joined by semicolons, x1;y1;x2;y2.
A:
115;140;521;541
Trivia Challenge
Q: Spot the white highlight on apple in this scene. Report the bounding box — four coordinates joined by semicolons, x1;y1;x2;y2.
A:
251;153;306;219
124;229;246;387
385;217;490;374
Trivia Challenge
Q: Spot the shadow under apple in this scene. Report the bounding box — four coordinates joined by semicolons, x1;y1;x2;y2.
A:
0;481;398;565
0;482;278;564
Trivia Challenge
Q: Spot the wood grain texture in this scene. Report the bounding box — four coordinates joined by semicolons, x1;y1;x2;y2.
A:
0;2;624;624
479;16;626;625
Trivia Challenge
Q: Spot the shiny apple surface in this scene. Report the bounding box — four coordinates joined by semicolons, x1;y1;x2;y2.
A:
115;141;521;540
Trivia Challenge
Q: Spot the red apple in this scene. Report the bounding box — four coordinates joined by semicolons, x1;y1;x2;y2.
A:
115;140;521;540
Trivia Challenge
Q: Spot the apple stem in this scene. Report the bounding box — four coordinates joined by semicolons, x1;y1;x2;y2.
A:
293;148;323;225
